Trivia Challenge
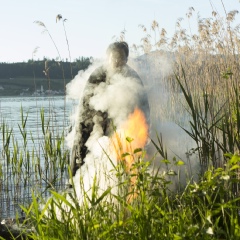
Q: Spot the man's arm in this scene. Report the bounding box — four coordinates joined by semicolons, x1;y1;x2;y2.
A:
70;66;107;176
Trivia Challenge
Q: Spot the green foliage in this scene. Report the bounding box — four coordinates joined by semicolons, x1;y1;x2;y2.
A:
174;67;240;174
0;58;92;96
18;153;240;240
0;107;69;218
221;68;233;80
0;58;91;79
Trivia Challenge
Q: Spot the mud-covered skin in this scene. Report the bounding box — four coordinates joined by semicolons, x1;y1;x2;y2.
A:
70;65;150;176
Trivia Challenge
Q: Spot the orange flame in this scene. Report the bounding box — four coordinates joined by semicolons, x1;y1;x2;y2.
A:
111;107;149;202
121;107;149;152
112;107;149;168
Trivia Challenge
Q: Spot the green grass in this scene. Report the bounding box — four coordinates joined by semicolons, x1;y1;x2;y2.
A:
0;108;69;219
17;151;240;240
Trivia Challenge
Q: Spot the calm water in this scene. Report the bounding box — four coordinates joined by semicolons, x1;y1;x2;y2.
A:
0;95;78;218
0;95;79;149
0;95;76;135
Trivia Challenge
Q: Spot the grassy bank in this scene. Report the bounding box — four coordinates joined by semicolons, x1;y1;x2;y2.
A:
21;153;240;239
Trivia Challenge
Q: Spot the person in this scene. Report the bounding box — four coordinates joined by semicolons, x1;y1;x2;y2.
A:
70;41;150;176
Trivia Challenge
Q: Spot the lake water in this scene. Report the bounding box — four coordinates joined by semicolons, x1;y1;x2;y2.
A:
0;95;78;218
0;95;76;134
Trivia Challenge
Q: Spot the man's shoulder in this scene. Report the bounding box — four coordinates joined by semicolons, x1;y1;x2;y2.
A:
123;65;143;84
88;65;107;84
123;65;140;77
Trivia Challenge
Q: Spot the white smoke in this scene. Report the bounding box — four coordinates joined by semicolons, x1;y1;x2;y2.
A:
65;59;103;149
128;51;199;181
64;50;198;207
66;59;103;101
128;50;175;122
65;57;148;204
89;74;144;127
73;135;119;206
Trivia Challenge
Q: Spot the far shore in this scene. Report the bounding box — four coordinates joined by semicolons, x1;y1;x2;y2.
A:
0;77;71;96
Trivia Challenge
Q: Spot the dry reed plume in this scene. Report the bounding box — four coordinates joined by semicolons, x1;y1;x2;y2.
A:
133;7;240;170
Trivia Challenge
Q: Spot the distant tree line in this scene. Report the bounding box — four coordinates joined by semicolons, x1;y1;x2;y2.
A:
0;57;92;79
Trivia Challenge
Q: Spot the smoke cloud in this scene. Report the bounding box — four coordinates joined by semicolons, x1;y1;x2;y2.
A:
65;50;198;204
89;74;144;127
129;51;199;180
65;59;103;149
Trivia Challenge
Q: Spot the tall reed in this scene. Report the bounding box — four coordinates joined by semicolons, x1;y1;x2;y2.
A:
0;107;69;219
20;150;240;239
133;6;240;170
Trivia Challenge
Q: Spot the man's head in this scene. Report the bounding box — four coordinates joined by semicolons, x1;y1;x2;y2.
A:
106;42;129;69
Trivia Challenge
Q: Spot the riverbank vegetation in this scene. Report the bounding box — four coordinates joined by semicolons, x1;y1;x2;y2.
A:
0;58;91;79
0;58;91;96
21;153;240;239
0;77;68;96
1;5;240;240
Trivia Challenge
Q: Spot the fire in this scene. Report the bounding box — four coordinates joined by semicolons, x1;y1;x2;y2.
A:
111;107;149;201
111;107;149;168
121;107;149;152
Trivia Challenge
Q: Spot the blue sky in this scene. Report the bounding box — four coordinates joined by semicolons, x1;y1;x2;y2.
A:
0;0;239;62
